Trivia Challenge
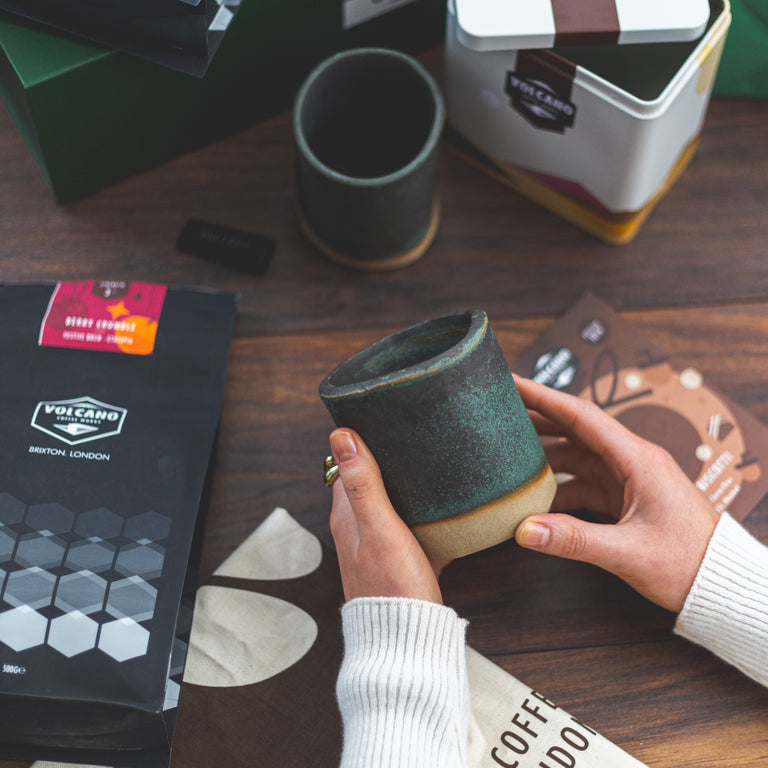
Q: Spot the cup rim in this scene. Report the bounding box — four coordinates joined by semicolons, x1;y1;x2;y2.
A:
319;309;488;398
293;47;446;188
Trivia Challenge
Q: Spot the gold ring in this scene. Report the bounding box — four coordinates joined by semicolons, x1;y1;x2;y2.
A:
324;455;339;487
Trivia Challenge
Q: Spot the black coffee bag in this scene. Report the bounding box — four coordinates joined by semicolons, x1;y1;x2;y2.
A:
0;281;236;767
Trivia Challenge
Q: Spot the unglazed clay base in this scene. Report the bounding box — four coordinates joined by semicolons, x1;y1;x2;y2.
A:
298;197;440;272
411;464;558;560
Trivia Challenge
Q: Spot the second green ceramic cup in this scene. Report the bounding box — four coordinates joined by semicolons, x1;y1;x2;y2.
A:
293;48;445;272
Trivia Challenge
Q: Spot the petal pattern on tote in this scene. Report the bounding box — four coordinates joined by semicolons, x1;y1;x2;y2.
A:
213;507;322;581
184;585;318;687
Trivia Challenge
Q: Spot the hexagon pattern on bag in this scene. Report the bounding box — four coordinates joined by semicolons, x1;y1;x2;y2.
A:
0;491;169;661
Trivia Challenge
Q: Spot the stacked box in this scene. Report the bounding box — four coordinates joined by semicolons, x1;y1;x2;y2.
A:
0;0;445;202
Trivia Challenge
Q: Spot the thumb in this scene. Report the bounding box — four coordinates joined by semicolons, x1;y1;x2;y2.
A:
515;513;628;573
329;429;404;538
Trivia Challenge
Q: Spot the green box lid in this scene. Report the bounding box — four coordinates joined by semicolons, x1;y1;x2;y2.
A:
0;16;108;87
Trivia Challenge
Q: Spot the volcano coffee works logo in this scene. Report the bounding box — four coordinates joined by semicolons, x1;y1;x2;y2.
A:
31;396;127;446
533;347;579;390
505;72;577;131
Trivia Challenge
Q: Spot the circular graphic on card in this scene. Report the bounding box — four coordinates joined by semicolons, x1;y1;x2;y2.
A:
184;586;318;688
580;361;761;514
614;404;703;480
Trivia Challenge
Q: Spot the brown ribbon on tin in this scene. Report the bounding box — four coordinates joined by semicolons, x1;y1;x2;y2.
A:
552;0;620;46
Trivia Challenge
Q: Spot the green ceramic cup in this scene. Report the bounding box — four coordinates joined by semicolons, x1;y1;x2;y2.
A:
293;48;445;272
319;309;556;559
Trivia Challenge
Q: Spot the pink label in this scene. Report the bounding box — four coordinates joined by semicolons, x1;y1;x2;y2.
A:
39;281;167;356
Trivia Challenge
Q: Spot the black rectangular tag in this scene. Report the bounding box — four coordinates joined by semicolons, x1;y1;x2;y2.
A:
177;219;275;276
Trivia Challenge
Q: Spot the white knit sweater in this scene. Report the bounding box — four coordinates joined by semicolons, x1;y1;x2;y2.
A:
337;597;469;768
336;514;768;765
674;512;768;687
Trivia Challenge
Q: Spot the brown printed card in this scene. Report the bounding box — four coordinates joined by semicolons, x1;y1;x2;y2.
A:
513;293;768;522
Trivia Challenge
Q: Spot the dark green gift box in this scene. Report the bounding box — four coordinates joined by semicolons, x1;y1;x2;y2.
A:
713;0;768;98
0;0;445;203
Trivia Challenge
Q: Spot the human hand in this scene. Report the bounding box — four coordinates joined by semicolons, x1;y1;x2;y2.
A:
328;428;445;604
513;376;719;613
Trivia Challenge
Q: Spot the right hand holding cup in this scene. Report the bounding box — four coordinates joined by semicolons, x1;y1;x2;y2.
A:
513;376;719;612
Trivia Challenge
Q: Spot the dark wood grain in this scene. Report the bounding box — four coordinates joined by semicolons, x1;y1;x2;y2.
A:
492;640;768;767
0;50;767;338
0;43;767;768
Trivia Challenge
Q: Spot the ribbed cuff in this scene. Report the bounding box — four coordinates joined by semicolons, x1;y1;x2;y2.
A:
337;597;469;768
675;513;768;687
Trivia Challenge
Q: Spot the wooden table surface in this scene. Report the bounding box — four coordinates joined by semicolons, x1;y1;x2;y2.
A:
1;47;767;767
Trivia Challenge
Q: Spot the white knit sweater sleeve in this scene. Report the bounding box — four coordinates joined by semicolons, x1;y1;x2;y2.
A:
336;597;469;768
674;512;768;687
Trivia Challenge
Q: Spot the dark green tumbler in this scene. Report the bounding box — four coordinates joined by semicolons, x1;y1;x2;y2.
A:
293;48;445;271
319;309;556;559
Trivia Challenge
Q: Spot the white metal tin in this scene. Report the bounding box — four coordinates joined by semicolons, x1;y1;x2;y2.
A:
444;0;731;242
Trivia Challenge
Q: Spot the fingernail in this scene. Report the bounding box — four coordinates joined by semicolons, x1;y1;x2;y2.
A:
330;430;357;463
517;521;550;548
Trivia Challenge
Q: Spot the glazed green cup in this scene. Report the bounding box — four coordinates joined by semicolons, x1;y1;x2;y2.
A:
319;309;556;559
293;47;445;272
